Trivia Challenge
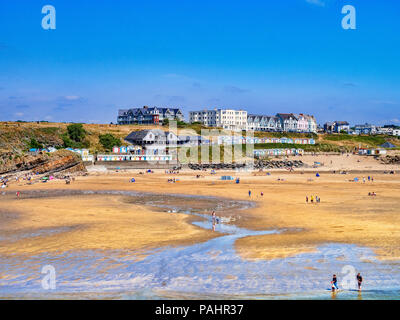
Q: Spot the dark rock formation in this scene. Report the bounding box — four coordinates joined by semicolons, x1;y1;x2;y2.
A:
0;150;86;176
380;155;400;165
187;160;304;170
254;159;305;169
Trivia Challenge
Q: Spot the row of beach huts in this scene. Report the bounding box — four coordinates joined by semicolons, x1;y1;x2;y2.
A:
216;136;315;145
254;149;304;157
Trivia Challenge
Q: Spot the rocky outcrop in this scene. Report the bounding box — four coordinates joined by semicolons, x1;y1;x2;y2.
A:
0;150;86;176
187;160;304;170
254;159;305;169
380;155;400;165
188;163;247;170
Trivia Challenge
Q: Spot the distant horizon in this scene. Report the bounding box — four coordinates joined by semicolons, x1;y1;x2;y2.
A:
1;0;399;126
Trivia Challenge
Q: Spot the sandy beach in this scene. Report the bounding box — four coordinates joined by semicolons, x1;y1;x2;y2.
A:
2;154;400;263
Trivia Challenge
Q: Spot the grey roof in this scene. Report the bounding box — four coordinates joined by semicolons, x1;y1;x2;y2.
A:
303;114;316;121
125;129;178;142
125;129;164;141
277;113;297;120
118;109;129;116
335;121;349;125
248;115;277;121
125;130;151;141
119;107;183;117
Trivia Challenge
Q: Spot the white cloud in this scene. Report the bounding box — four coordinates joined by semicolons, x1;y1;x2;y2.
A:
306;0;326;7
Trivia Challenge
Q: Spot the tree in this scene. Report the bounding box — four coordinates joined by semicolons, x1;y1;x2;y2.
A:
99;133;121;151
67;123;86;142
62;123;89;148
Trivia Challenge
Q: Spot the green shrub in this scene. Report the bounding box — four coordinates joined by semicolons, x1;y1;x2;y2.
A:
29;138;43;149
99;133;121;151
67;123;86;143
62;124;90;149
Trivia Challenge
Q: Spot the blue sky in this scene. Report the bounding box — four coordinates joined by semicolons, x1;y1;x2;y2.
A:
0;0;399;125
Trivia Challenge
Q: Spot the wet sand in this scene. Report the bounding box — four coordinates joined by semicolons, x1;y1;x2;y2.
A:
2;169;400;261
0;193;219;257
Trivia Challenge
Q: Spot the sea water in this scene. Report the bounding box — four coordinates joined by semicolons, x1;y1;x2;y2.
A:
0;190;399;300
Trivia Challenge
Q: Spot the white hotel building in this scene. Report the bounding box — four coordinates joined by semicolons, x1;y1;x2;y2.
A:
189;109;248;131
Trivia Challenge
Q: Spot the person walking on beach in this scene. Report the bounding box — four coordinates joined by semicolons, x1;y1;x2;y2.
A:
16;191;20;198
212;210;216;223
260;191;264;197
331;274;339;291
306;196;308;203
248;190;251;197
310;195;314;203
357;273;363;291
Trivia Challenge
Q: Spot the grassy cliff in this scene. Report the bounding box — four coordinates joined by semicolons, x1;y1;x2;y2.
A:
1;122;399;157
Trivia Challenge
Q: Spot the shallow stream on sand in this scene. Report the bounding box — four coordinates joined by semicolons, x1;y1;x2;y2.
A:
1;190;399;299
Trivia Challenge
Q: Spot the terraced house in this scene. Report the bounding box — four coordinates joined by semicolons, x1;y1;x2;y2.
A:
294;114;309;132
117;106;184;125
276;113;298;132
304;114;318;133
246;115;282;132
247;113;317;133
